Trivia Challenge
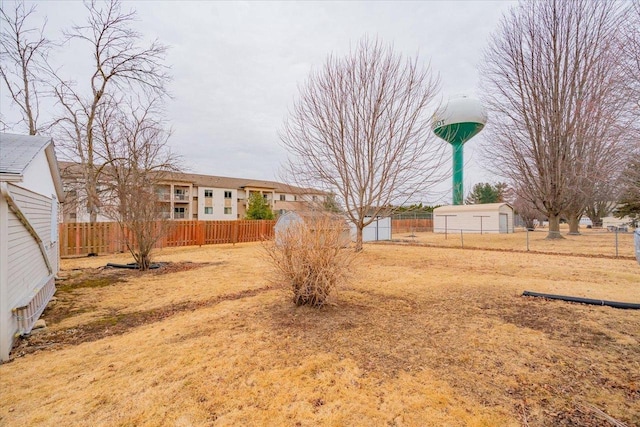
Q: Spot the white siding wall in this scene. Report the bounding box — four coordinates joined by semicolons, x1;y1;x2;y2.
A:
20;149;57;199
349;217;392;242
198;187;237;221
498;205;515;233
434;204;514;234
1;184;57;360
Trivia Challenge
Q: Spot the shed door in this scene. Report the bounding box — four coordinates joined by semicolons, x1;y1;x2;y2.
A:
499;213;508;233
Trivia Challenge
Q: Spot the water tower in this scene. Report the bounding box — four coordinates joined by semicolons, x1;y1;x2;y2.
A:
432;96;488;205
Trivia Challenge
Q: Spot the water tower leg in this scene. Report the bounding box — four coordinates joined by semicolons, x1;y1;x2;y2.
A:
452;142;464;205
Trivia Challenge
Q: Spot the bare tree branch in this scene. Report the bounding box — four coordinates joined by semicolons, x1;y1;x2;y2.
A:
0;0;52;135
98;96;179;270
52;0;170;224
481;0;629;239
280;36;446;251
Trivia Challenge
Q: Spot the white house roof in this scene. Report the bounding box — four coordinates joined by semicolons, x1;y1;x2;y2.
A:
434;203;513;214
0;133;52;175
0;133;65;200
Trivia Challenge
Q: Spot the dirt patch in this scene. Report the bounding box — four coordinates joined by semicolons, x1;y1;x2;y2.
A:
44;261;214;325
11;284;272;359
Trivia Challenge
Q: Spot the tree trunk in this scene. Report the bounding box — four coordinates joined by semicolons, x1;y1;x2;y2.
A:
355;226;364;252
546;214;564;239
567;214;581;235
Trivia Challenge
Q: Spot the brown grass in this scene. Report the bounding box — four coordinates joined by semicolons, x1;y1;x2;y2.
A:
393;226;637;258
1;240;639;426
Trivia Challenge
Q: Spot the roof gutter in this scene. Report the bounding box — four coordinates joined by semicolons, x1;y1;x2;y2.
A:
44;142;66;202
0;182;53;275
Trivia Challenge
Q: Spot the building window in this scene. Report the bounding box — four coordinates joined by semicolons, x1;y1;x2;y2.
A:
294;195;298;201
174;188;188;201
263;194;268;200
204;207;213;214
224;207;232;215
204;189;213;198
312;195;318;202
224;191;232;199
174;207;186;219
279;194;286;201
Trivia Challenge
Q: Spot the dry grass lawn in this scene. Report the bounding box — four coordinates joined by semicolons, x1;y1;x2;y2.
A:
393;227;637;258
1;239;639;426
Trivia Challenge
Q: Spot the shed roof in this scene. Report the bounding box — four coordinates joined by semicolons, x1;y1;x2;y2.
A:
0;133;65;200
433;203;513;214
0;133;51;175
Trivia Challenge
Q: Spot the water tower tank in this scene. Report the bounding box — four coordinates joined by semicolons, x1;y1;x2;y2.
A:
432;96;488;205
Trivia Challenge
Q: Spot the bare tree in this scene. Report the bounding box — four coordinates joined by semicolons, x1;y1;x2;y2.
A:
98;97;178;270
280;37;445;251
512;190;544;231
481;0;627;239
622;0;640;118
0;1;51;135
584;179;617;228
53;0;169;223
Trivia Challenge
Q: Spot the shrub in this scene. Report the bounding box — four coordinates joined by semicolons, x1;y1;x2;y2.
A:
264;214;354;307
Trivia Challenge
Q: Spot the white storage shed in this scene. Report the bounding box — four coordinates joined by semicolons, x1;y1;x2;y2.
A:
274;211;351;246
433;203;514;234
0;133;65;361
349;216;392;242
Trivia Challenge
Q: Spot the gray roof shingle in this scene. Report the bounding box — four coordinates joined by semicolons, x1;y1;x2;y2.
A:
0;133;53;175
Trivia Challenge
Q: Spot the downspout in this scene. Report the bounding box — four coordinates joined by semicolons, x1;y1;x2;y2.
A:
0;182;53;275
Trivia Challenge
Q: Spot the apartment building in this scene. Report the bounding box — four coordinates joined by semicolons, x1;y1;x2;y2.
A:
59;163;327;222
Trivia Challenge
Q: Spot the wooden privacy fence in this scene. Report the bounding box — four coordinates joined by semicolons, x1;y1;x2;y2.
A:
59;220;276;257
59;218;431;256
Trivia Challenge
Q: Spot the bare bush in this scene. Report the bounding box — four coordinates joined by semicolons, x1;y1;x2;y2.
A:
264;213;355;307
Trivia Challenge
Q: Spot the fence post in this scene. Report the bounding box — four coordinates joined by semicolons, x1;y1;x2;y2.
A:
460;230;464;248
197;221;204;247
232;221;239;244
615;227;619;258
526;228;530;252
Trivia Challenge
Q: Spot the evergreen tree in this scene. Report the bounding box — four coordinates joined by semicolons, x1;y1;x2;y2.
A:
246;192;275;220
466;182;507;204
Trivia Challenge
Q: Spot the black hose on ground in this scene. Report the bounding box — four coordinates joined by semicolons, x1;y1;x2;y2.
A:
523;291;640;310
105;262;162;270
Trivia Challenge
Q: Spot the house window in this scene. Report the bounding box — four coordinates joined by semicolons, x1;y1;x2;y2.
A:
224;207;232;215
204;207;213;214
312;195;318;202
174;207;186;219
263;194;268;200
204;189;213;198
224;191;232;199
279;194;286;201
294;195;298;201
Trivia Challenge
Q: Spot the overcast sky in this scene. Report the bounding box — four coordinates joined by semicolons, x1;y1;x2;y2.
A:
1;0;516;204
